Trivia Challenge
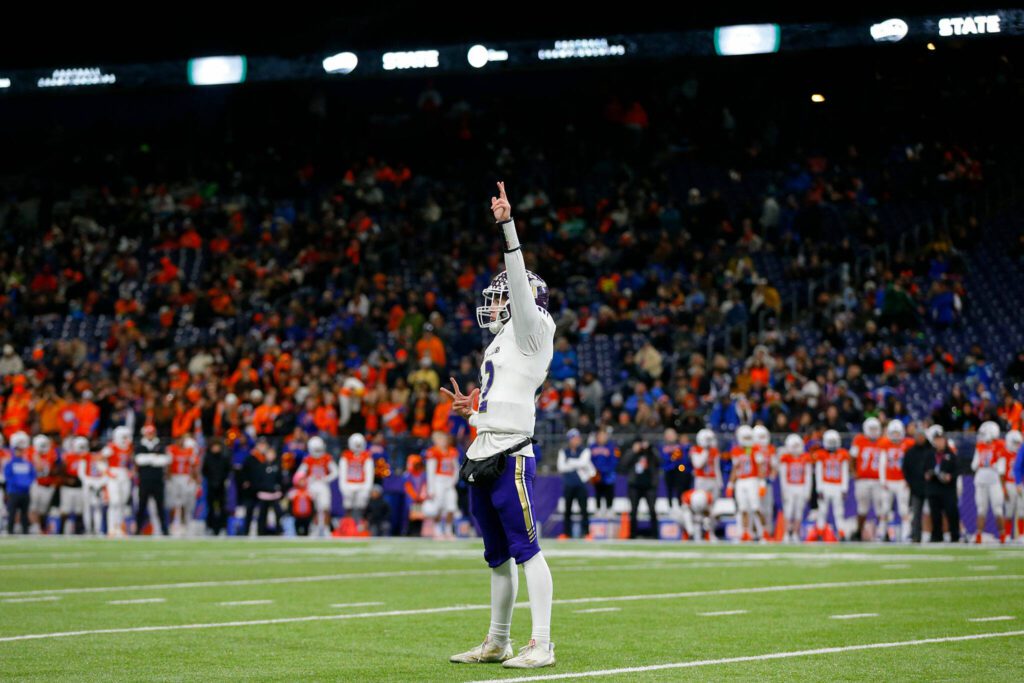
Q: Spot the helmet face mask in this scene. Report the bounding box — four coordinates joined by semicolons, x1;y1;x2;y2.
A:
475;270;548;332
863;418;882;440
886;421;905;441
696;428;715;449
823;430;841;451
785;434;804;454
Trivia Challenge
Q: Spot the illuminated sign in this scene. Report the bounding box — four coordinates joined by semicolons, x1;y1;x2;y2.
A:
37;68;116;88
714;25;781;56
323;52;359;74
938;15;1001;36
537;39;626;60
382;50;439;71
467;45;509;68
188;57;247;85
870;18;909;42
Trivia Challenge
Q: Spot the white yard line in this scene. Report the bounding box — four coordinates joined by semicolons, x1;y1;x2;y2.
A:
471;630;1024;682
699;610;749;617
573;608;621;614
329;602;385;608
0;562;733;599
968;616;1015;622
0;575;1018;643
969;565;998;571
108;598;166;605
830;613;879;620
218;600;274;606
1;596;61;604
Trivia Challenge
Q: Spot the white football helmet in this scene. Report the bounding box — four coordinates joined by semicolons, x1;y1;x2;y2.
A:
73;436;91;454
696;428;716;449
32;434;52;453
476;269;549;334
307;436;326;457
823;430;841;451
1006;430;1023;453
182;436;198;451
688;489;710;513
784;434;804;455
886;420;906;441
978;420;999;444
752;425;770;447
925;424;944;445
736;425;754;448
113;426;132;449
862;417;882;440
10;431;30;451
347;433;367;453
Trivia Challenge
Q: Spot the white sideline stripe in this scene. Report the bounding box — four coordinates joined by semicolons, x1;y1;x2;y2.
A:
970;565;998;571
968;616;1015;622
471;630;1024;682
0;557;356;573
108;598;166;605
0;575;1017;644
699;610;748;617
573;608;621;614
1;596;61;604
0;562;708;599
330;602;385;608
830;613;879;620
0;556;348;571
0;568;479;598
543;575;1021;607
411;547;965;563
218;600;274;606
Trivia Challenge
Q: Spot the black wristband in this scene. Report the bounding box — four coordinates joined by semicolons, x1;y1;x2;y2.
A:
496;217;514;226
503;245;522;254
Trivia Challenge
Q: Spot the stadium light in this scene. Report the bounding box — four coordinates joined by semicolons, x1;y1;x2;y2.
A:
37;68;116;88
714;24;781;56
0;78;10;89
382;50;439;71
938;15;1001;37
811;93;825;103
188;57;247;86
322;52;358;75
467;45;509;69
870;18;909;43
927;42;936;51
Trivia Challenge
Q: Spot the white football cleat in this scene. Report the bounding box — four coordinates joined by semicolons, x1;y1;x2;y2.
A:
449;636;513;664
502;639;555;669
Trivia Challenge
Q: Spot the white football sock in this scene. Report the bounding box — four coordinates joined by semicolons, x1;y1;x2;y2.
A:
523;552;553;646
488;559;518;644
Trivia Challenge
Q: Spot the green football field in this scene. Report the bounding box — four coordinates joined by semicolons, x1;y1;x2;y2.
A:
0;537;1022;681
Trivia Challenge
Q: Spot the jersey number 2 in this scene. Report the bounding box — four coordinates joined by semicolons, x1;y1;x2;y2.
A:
479;360;495;413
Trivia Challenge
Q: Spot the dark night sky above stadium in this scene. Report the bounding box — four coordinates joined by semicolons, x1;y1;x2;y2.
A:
5;2;984;68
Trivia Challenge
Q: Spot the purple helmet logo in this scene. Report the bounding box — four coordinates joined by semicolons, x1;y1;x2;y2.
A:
476;270;548;329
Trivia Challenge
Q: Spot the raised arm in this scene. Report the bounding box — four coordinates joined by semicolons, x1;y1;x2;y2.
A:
492;181;546;354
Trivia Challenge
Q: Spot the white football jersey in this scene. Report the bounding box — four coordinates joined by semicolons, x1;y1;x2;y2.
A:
467;226;556;461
